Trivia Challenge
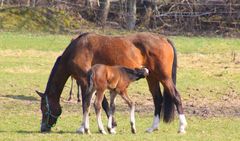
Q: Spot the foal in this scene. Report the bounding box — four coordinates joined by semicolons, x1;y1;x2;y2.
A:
79;64;149;134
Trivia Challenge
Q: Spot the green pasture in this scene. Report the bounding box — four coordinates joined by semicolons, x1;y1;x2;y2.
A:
0;32;240;141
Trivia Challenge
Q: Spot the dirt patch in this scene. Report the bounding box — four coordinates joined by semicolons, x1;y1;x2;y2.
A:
63;92;240;118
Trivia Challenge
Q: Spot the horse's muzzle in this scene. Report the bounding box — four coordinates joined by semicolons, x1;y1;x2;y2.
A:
40;124;51;133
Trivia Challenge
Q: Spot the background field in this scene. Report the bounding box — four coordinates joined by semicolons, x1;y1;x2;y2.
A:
0;32;240;141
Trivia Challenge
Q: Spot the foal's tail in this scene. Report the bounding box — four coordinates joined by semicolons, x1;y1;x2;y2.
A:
162;39;177;123
86;69;94;97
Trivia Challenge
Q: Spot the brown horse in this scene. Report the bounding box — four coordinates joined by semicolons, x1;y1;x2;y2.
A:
36;32;187;133
80;64;149;134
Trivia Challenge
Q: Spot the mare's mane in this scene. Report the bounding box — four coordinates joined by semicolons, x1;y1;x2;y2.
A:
44;56;62;95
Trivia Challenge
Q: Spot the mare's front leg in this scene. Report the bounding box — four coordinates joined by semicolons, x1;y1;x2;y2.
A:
121;91;136;134
81;89;95;134
107;90;117;134
94;89;107;134
146;75;163;133
76;78;88;134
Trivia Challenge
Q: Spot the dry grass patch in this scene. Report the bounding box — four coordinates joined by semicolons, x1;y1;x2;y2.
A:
0;49;61;58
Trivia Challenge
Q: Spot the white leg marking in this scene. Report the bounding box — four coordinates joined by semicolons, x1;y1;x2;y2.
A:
77;91;95;134
146;115;160;133
97;113;106;134
76;123;85;134
108;115;116;134
84;113;90;133
130;105;136;133
108;115;113;130
178;114;187;134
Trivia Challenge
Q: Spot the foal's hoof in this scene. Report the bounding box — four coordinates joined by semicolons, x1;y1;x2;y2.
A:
85;129;91;134
131;128;136;134
178;130;186;134
108;128;116;134
99;130;107;135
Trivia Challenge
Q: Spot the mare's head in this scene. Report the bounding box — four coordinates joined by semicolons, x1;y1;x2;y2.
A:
36;90;62;132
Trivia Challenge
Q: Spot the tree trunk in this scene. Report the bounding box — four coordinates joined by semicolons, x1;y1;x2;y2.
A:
1;0;4;7
27;0;30;7
126;0;136;30
97;0;110;26
85;0;92;8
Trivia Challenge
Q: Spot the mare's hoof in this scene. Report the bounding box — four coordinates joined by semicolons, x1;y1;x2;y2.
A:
145;127;158;133
76;128;85;134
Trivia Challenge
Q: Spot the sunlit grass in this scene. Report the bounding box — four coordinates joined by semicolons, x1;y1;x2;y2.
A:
0;32;240;140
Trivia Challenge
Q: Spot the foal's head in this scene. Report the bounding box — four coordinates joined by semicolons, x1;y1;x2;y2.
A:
123;67;149;81
36;91;62;132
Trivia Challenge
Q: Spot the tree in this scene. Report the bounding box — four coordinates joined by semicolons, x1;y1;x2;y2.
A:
126;0;136;30
97;0;110;26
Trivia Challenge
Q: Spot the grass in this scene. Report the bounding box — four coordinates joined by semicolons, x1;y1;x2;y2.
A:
0;32;240;141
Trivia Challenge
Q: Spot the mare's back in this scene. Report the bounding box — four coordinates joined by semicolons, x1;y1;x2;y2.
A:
73;33;144;68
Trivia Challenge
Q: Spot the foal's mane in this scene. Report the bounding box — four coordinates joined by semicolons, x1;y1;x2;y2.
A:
121;67;141;81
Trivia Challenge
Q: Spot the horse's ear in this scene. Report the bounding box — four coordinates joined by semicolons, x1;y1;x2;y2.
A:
35;90;44;97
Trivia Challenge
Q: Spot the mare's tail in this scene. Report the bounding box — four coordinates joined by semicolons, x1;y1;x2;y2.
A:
162;39;177;123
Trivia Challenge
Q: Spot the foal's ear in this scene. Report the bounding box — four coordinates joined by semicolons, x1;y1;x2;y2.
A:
35;90;44;98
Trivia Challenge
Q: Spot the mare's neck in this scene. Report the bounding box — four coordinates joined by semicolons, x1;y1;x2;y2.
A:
45;57;70;103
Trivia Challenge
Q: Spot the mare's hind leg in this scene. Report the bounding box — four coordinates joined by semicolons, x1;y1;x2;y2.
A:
76;81;81;102
107;90;117;134
121;90;136;134
94;89;107;134
162;79;187;133
173;85;187;133
68;77;74;101
146;75;163;133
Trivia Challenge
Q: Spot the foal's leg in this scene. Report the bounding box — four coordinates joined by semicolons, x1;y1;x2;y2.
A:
146;75;163;133
102;96;117;128
94;89;107;134
121;91;136;134
162;79;187;133
107;90;117;134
